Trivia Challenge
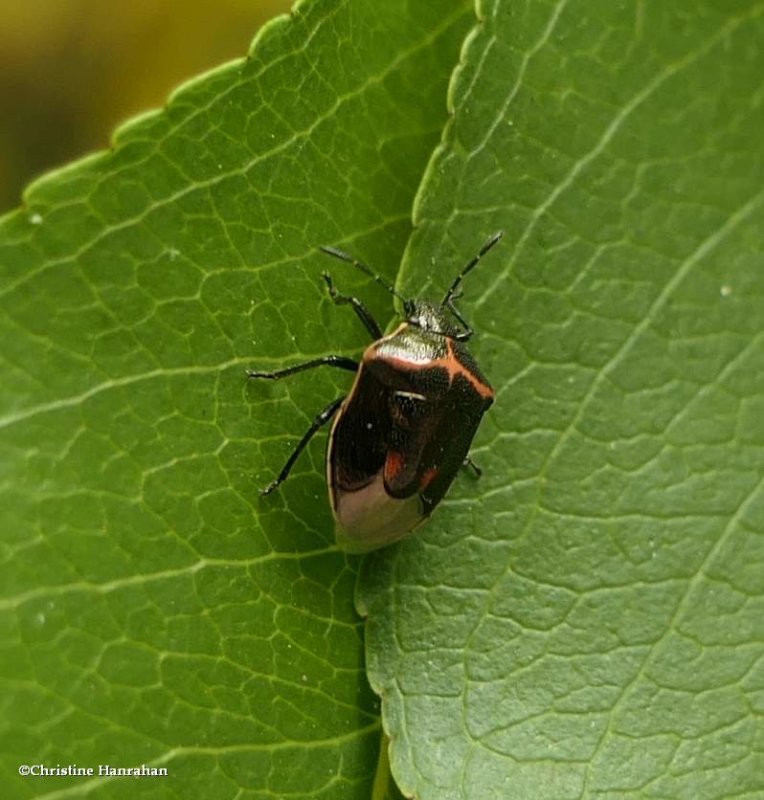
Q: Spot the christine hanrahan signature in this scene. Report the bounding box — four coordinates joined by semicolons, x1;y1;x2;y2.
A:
19;763;168;778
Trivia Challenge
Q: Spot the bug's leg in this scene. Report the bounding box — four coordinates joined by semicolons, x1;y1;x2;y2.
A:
319;244;405;304
247;355;358;380
462;456;482;478
260;397;344;495
446;299;473;341
322;272;383;339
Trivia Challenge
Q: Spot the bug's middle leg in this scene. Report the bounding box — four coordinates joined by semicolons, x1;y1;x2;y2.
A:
247;355;358;381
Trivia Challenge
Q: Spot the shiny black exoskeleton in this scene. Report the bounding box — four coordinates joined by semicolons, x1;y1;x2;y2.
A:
247;232;502;552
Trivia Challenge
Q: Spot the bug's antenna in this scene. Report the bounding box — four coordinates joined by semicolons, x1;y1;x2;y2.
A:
319;245;406;303
442;231;504;306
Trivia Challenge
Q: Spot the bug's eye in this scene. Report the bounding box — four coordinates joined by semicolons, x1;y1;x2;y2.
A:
389;391;428;429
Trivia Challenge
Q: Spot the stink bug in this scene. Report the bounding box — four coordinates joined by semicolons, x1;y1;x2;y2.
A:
248;232;502;552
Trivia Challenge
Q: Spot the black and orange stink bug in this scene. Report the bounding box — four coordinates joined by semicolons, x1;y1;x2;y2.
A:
247;232;502;552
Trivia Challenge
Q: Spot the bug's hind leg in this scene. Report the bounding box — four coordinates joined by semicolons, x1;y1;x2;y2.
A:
462;456;482;478
260;397;344;495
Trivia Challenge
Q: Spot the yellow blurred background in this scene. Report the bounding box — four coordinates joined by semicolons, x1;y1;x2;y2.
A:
0;0;292;213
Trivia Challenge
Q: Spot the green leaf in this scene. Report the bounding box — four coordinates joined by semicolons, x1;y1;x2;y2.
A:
0;1;472;798
360;1;764;798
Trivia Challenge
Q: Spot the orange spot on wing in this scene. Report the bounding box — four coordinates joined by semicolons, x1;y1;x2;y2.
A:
420;467;438;489
384;451;405;483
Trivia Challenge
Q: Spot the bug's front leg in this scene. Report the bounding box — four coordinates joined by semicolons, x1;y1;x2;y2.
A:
322;272;383;339
446;298;474;341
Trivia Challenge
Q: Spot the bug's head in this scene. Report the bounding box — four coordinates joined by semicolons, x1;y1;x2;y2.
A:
404;231;505;339
403;299;462;337
319;231;504;341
